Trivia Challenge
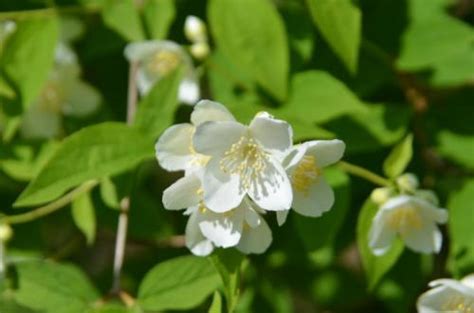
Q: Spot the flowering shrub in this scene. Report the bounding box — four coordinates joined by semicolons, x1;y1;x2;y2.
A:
0;1;473;312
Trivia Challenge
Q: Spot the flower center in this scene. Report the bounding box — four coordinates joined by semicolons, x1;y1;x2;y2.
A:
220;136;268;190
387;206;423;235
291;155;320;195
443;295;474;312
147;50;181;76
39;80;65;113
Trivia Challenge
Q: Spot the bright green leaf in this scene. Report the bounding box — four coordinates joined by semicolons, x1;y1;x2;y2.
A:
100;177;120;209
208;0;289;100
134;67;183;138
306;0;361;73
15;122;154;207
15;261;99;313
1;17;58;109
143;0;176;39
437;131;474;170
208;292;222;313
383;134;413;178
102;0;145;41
357;199;404;290
71;191;96;245
137;255;221;311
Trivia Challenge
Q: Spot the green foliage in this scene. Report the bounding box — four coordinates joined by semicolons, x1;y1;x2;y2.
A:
208;292;223;313
101;0;145;41
100;177;120;209
71;191;96;245
383;133;414;178
137;255;221;311
306;0;361;73
15;123;154;207
208;0;289;100
142;0;176;39
357;199;404;290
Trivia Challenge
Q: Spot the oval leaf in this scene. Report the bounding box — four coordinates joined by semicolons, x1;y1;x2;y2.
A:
71;191;96;245
383;133;413;178
143;0;176;39
102;0;145;41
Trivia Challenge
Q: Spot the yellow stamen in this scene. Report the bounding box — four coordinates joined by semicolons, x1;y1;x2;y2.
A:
387;205;423;236
147;50;181;76
39;80;65;113
443;295;474;312
291;155;320;195
188;128;210;167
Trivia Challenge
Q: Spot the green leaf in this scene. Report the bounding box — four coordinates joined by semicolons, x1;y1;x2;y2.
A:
281;71;368;124
1;17;58;109
102;0;145;41
100;177;120;209
306;0;361;73
437;131;474;170
143;0;176;39
294;168;350;252
15;261;99;313
208;292;222;313
210;249;245;313
88;304;141;313
357;199;404;290
71;191;96;245
208;0;289;100
137;255;221;311
383;134;413;178
134;67;183;138
15;122;154;207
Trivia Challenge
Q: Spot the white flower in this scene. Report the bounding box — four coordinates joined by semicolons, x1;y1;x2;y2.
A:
417;274;474;313
155;100;235;172
20;43;101;139
124;40;200;105
193;111;294;213
276;140;345;225
369;195;448;255
184;16;207;44
190;42;210;60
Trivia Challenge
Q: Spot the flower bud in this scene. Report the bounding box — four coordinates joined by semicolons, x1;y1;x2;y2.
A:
184;16;207;43
415;190;439;206
396;173;419;193
190;42;210;60
0;224;13;242
370;187;393;205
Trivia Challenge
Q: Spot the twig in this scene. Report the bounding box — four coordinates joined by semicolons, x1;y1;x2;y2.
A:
338;161;391;187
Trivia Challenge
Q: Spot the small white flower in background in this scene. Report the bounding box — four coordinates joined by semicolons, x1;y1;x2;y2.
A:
124;40;200;104
20;43;101;139
184;15;210;60
369;194;448;255
193;111;294;213
417;274;474;313
276;140;345;225
0;20;16;46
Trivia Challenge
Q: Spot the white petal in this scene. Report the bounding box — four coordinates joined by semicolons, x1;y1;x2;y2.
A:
276;210;289;226
124;40;182;62
292;177;335;218
198;209;244;248
184;15;207;43
369;210;397;256
178;77;200;105
237;218;272;254
155;123;194;171
193;121;246;157
190;100;235;125
402;223;443;254
248;157;293;211
162;174;201;210
305;139;346;168
243;202;262;228
462;274;474;290
202;157;245;213
282;144;307;170
62;80;101;117
185;212;214;256
415;198;448;224
249;112;292;153
417;284;474;313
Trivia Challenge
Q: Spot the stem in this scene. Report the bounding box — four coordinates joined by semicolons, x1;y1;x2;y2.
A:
338;161;391;187
0;180;98;225
0;241;5;277
111;62;138;293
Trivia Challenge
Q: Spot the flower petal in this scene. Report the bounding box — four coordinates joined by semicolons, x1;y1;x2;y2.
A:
417;285;456;313
155;123;194;171
249;112;292;154
276;210;289;226
237;218;272;254
20;105;61;139
248;157;293;211
193;121;246;157
162;173;201;210
305;139;345;168
198;209;244;248
402;223;443;254
185;212;214;256
202;157;245;213
282;144;307;170
244;203;262;228
292;177;335;218
63;80;101;117
178;77;200;105
191;100;235;125
369;210;397;256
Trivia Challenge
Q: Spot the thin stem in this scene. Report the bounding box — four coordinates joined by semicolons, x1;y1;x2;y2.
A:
0;241;5;277
0;4;101;20
338;161;391;187
0;180;98;225
111;62;138;293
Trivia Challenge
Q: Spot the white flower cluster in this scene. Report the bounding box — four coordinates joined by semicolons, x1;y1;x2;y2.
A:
155;100;345;256
417;274;474;312
369;173;448;256
184;16;210;60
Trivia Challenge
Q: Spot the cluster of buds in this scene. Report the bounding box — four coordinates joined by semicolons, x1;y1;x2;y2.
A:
184;16;210;60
